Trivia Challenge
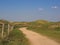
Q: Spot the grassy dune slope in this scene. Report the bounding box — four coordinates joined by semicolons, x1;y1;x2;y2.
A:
0;20;30;45
27;20;60;43
0;29;29;45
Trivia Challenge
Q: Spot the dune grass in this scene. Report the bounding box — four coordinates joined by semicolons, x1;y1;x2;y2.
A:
27;25;60;43
0;28;30;45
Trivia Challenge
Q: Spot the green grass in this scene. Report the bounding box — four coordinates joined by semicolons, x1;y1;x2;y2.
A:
27;26;60;43
0;29;30;45
0;19;60;44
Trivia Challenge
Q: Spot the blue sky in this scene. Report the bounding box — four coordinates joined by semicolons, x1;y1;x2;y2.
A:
0;0;60;22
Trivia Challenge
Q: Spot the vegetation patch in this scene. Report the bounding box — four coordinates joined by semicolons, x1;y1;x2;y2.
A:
0;20;30;45
0;29;29;45
27;21;60;43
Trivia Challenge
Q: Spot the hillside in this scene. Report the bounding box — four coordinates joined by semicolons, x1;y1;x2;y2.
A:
27;20;60;43
0;19;30;45
0;19;60;44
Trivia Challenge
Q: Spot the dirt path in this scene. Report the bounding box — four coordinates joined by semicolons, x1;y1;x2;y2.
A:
19;27;60;45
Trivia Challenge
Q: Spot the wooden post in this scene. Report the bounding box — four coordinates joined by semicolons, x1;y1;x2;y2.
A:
2;24;4;39
11;26;14;31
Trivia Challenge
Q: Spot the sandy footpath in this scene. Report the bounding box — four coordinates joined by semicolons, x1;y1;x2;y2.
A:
19;27;60;45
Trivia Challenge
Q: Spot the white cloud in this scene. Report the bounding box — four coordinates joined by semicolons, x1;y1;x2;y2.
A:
51;6;58;9
38;8;43;11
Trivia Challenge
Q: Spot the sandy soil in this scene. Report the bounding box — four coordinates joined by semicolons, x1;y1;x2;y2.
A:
19;27;60;45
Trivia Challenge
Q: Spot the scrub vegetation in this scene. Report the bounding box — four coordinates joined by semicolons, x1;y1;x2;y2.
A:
27;20;60;43
0;19;29;45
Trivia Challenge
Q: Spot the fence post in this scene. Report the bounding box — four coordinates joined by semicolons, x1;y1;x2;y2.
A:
2;24;4;39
